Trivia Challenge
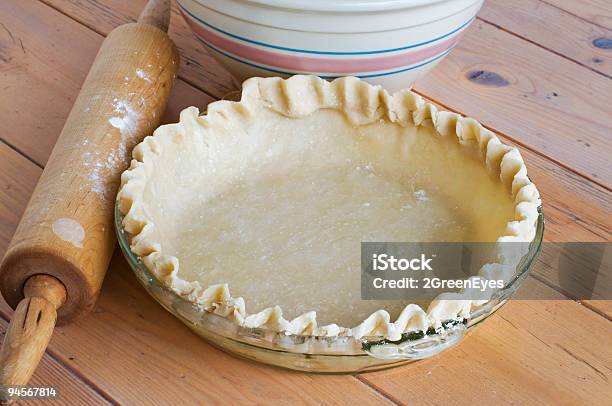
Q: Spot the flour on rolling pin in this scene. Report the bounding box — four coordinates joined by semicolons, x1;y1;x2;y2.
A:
80;98;137;202
81;71;153;202
109;97;142;138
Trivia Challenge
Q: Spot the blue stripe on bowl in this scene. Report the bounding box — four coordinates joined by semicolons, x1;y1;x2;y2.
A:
196;36;455;78
178;1;473;56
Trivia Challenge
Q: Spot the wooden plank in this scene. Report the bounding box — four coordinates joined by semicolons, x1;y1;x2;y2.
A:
358;278;612;405
0;142;40;254
520;146;611;243
532;241;612;301
0;0;99;167
38;0;235;97
544;0;612;29
0;0;215;167
480;0;612;77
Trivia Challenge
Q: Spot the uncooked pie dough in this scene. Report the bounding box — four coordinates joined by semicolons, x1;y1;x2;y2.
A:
118;76;540;339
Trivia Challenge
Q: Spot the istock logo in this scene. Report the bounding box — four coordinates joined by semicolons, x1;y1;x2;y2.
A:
372;253;434;271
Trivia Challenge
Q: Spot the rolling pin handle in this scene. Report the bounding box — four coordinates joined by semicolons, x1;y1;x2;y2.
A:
138;0;171;31
0;275;66;394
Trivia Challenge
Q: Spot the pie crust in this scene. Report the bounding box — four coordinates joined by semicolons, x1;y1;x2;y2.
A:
117;76;540;340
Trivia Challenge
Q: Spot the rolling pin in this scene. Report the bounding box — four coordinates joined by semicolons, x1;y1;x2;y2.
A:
0;0;179;390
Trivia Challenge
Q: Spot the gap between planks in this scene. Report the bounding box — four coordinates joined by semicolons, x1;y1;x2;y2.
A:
1;137;43;170
477;15;612;81
526;272;610;320
539;0;612;31
356;375;406;405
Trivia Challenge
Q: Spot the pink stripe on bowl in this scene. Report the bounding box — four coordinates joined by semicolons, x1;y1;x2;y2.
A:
182;11;464;74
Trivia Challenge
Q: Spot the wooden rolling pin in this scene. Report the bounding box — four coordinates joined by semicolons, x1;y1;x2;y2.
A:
0;0;178;391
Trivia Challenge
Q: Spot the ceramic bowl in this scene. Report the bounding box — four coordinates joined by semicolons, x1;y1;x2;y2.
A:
177;0;484;91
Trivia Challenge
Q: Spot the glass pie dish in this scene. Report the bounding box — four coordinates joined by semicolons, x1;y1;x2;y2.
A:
115;200;543;373
114;76;544;372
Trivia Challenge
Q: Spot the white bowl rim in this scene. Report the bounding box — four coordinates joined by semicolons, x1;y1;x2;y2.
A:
221;0;450;13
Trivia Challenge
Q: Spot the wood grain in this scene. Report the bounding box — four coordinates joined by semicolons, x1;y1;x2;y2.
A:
0;0;100;166
358;278;612;405
480;0;612;77
583;300;612;320
545;0;612;29
0;142;40;254
41;0;612;186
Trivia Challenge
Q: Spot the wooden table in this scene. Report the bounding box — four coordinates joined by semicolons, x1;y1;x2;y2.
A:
1;0;610;404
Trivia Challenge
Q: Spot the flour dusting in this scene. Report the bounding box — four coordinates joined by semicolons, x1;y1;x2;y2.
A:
109;99;140;137
52;217;85;248
414;189;430;202
81;97;141;201
83;153;107;197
